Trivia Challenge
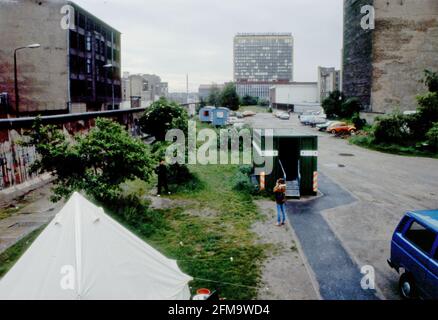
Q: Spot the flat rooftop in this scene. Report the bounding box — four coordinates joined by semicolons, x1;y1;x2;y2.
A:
254;128;318;138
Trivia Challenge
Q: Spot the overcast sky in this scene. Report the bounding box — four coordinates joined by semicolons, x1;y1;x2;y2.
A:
74;0;343;92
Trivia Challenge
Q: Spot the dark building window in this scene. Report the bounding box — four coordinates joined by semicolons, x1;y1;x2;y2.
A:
69;32;78;49
78;13;86;28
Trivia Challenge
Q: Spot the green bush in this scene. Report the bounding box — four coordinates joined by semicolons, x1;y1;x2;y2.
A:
241;95;259;106
426;123;438;151
232;172;258;195
238;165;253;176
341;98;362;119
373;113;412;145
423;69;438;93
351;113;367;130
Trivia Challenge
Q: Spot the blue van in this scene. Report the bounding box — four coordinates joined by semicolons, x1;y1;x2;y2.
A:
388;210;438;299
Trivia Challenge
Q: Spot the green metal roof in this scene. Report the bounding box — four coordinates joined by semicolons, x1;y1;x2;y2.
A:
254;128;317;138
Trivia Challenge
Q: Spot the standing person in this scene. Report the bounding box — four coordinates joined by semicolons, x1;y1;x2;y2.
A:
273;178;287;226
155;159;170;197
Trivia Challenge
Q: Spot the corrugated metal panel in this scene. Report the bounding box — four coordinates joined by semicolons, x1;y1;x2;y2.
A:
300;137;318;195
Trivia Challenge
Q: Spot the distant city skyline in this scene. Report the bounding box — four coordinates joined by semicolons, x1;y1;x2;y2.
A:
73;0;343;92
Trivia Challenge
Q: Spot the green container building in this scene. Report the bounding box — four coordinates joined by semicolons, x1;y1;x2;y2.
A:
253;129;318;198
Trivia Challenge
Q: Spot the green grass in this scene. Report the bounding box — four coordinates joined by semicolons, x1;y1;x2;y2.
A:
0;227;45;278
145;164;266;300
0;206;21;221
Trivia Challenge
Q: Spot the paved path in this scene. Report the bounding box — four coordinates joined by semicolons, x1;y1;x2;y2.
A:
0;184;62;254
286;173;378;300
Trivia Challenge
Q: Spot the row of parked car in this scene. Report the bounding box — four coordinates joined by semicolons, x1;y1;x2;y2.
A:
299;111;357;135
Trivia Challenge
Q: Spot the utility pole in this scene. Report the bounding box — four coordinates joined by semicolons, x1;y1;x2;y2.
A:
186;74;189;104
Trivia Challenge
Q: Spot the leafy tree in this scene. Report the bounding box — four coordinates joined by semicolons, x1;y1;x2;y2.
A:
25;118;154;202
207;85;222;107
241;95;258;106
258;99;270;107
423;69;438;93
220;83;240;111
139;97;189;141
340;97;362;118
322;90;345;118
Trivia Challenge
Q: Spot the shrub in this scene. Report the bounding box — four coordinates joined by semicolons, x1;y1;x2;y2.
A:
373;113;412;145
241;95;259;106
423;69;438;93
341;98;362;119
351;113;367;130
238;165;253;176
232;172;258;195
426;123;438;151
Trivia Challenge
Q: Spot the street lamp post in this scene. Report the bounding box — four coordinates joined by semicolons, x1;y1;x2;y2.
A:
103;63;115;110
14;44;40;116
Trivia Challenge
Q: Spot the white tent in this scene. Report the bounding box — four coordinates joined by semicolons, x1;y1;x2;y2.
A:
0;192;192;300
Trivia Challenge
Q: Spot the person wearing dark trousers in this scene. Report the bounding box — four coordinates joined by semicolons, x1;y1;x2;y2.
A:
155;160;170;197
273;178;287;226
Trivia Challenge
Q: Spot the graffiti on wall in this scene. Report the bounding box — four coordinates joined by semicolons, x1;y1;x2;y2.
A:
0;130;37;190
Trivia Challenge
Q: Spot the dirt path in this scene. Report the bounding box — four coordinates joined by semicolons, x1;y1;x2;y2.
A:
253;200;320;300
0;184;63;254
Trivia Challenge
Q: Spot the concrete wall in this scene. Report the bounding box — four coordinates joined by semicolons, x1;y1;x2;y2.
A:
371;0;438;113
0;0;69;115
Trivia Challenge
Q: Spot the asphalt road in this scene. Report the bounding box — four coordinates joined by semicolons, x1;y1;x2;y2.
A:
246;113;438;300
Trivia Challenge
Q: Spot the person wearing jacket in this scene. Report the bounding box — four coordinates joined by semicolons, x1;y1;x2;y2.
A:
273;178;287;226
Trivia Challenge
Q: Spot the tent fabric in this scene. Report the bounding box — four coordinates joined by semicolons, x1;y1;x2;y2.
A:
0;192;192;300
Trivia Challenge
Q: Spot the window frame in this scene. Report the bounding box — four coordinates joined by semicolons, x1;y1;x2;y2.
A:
404;219;437;256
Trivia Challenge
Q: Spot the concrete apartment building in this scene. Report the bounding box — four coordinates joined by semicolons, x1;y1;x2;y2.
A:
0;0;121;117
121;73;168;108
343;0;438;114
317;67;341;102
233;33;294;100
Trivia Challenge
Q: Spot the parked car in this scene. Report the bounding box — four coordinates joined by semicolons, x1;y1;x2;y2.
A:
326;122;356;135
278;112;290;120
300;112;327;125
388;210;438;299
317;121;342;132
308;116;327;127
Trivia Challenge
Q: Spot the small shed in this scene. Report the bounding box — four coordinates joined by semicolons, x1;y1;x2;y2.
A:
199;106;215;123
211;107;230;126
253;129;318;198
